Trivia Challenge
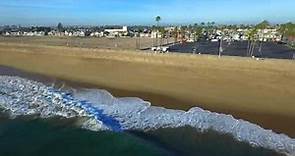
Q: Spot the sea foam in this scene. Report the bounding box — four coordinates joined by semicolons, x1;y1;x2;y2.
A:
0;76;294;155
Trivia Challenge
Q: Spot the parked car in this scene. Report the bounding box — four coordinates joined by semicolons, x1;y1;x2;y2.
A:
151;46;170;53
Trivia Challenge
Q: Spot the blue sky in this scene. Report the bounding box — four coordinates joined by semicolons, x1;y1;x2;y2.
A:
0;0;294;25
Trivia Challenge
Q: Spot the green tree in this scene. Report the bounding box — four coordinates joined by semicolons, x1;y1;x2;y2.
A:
180;26;186;41
155;16;161;27
194;27;203;41
256;20;270;29
155;16;161;47
255;20;270;54
247;28;258;57
201;22;205;27
172;27;179;43
193;23;199;28
280;22;295;39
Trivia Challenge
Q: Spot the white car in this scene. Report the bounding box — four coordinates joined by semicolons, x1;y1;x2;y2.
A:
161;46;169;52
186;39;195;43
151;47;157;51
211;39;219;42
151;46;169;53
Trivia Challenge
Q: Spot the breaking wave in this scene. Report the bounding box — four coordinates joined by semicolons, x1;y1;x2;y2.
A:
0;76;294;155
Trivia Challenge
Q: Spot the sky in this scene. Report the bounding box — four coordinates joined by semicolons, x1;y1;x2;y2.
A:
0;0;294;26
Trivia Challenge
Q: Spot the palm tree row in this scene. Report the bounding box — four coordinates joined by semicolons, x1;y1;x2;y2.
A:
246;20;270;57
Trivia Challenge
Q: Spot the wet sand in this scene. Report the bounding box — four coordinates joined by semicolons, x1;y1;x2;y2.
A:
0;42;295;137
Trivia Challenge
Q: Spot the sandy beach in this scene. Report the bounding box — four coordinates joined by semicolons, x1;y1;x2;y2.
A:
0;41;295;137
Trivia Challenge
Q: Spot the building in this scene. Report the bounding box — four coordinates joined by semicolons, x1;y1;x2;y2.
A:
104;26;128;37
90;32;104;37
151;30;162;38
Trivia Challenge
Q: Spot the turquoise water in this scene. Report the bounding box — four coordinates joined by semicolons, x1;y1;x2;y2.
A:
0;116;283;156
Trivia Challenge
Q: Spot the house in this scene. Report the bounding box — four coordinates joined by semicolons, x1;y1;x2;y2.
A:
4;32;10;36
90;32;104;37
73;31;85;37
139;33;150;38
104;26;128;37
151;30;162;38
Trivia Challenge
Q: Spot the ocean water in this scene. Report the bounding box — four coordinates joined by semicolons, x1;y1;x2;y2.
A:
0;116;170;156
0;116;283;156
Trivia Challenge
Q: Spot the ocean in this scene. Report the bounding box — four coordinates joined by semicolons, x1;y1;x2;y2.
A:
0;116;283;156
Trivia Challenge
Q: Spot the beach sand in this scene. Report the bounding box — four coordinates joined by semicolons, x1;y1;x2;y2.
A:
0;42;295;137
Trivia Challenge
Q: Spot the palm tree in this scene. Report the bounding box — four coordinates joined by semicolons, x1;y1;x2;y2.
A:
279;22;293;41
194;27;202;41
247;28;258;57
159;27;165;47
155;16;161;26
256;20;270;56
180;26;186;42
279;23;288;41
155;16;161;47
172;27;179;44
201;22;205;27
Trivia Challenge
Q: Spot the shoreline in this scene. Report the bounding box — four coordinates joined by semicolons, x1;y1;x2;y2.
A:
0;43;295;137
1;65;295;138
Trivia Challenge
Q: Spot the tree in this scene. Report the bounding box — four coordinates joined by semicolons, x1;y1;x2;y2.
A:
57;22;64;32
155;16;161;26
255;20;270;55
201;22;205;27
280;22;295;40
247;28;258;57
180;26;186;41
207;22;211;28
172;27;179;43
193;23;199;28
155;16;161;47
159;27;166;46
194;27;202;41
256;20;270;29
